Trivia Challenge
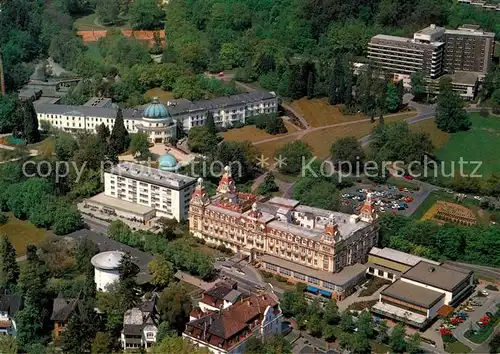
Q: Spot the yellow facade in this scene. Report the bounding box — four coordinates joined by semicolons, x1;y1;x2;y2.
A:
368;255;411;273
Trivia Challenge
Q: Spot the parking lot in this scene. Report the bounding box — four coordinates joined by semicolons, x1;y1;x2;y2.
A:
341;185;417;215
422;285;500;350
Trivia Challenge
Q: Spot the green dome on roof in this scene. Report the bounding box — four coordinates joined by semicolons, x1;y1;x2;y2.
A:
158;153;180;171
143;97;171;119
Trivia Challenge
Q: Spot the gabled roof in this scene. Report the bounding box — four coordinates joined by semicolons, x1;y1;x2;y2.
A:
0;294;22;316
186;293;279;341
50;298;81;321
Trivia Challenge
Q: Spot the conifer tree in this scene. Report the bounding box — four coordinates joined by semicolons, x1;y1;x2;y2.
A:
0;235;19;290
110;108;129;153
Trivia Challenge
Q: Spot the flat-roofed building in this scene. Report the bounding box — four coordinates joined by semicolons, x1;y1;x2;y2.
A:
401;261;474;306
83;162;196;223
444;25;495;73
426;71;480;100
373;280;445;328
372;261;474;328
367;25;445;79
189;170;380;301
367;247;440;282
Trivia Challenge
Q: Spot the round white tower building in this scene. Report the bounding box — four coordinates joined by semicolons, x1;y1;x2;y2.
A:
91;251;124;292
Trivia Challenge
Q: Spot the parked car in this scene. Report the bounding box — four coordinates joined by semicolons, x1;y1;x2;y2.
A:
481;290;489;296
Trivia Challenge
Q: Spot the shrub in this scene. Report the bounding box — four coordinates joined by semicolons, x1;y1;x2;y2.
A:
0;213;8;225
231;121;244;129
479;108;490;117
485;284;499;291
275;275;288;283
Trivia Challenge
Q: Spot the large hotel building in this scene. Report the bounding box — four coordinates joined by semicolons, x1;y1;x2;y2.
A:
367;24;495;100
35;91;278;144
189;168;379;300
368;25;446;79
82;162;196;223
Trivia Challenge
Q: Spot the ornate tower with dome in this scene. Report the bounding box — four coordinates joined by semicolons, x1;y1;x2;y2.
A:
135;97;177;143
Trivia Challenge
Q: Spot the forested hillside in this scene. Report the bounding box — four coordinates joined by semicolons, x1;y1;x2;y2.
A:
164;0;499;85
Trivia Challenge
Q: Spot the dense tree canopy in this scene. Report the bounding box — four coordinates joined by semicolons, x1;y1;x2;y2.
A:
379;214;500;266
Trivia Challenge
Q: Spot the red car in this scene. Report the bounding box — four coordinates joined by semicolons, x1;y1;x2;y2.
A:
440;328;452;336
218;72;225;77
403;175;414;180
451;317;463;324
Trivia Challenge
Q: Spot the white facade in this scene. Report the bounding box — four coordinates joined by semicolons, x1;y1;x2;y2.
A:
35;92;279;143
91;251;124;292
104;162;196;221
400;276;474;305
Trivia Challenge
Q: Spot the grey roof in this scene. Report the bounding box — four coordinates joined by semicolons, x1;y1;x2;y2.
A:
382;279;444;308
50;297;80;321
204;284;234;300
369;247;440;267
223;289;241;303
66;229;153;285
109;162;196;190
401;261;473;292
0;294;22;316
449;71;480;86
87;192;155;216
35;91;277;119
34;103;139;119
370;34;444;47
445;28;495;37
261;254;367;288
415;25;445;36
267;197;300;208
167;91;277;115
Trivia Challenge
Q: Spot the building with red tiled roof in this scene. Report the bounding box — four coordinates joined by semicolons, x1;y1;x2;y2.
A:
182;293;282;354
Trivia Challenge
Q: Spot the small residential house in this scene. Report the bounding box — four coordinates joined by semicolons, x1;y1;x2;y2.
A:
121;294;160;350
50;297;82;339
0;294;23;336
195;283;242;316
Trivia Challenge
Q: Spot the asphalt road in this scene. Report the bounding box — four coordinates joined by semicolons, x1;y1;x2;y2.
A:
453;290;500;350
83;215;110;235
445;261;500;281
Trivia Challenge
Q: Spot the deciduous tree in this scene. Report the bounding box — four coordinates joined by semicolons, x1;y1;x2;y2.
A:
436;77;471;133
389;323;407;353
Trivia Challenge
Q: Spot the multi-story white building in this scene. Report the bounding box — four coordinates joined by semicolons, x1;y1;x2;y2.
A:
83;162;196;224
368;25;445;79
34;91;278;143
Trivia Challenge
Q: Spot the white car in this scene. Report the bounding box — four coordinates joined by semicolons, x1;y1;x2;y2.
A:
481;290;489;296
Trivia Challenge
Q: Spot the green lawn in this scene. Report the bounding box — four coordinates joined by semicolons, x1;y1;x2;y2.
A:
444;340;472;353
436;114;500;177
0;213;51;257
371;342;390;354
84;42;103;61
387;176;420;191
464;311;500;343
74;12;130;31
